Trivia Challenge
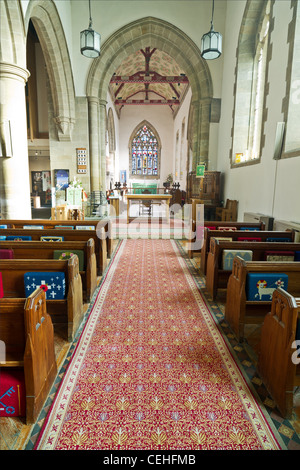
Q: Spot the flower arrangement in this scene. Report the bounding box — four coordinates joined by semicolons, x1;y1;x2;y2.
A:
68;176;83;189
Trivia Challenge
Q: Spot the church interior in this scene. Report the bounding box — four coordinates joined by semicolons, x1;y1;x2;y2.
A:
0;0;300;452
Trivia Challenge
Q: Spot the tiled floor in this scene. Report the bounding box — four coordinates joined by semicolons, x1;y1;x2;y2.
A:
1;239;299;450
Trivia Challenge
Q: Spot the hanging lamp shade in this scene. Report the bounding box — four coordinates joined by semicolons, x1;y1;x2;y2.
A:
80;0;100;58
201;25;222;59
201;0;222;60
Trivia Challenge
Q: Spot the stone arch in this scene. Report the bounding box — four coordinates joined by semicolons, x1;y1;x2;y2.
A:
86;16;213;175
87;16;212;101
24;0;76;141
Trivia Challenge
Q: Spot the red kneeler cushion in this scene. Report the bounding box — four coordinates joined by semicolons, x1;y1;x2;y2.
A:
0;249;14;259
0;369;26;417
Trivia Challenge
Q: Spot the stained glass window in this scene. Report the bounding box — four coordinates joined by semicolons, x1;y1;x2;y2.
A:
131;124;159;177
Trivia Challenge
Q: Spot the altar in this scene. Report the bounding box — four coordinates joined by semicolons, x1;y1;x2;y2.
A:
126;194;172;223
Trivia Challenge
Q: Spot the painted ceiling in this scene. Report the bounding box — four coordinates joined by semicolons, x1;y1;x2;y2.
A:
109;47;189;112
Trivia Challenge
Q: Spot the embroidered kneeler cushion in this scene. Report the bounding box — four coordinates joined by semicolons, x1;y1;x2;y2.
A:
246;273;288;301
295;252;300;261
213;237;232;242
264;251;295;261
40;236;64;242
75;226;94;230
222;250;253;271
206;226;216;230
53;250;84;271
0;236;6;240
0;249;14;259
0;225;7;229
218;227;237;231
266;237;291;242
23;225;44;229
0;369;26;417
55;225;74;230
237;237;261;242
240;227;259;231
24;272;66;299
6;235;32;241
296;318;300;345
0;272;3;298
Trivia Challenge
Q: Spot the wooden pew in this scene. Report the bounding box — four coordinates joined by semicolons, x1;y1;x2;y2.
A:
0;288;57;424
257;288;300;419
0;218;112;259
188;214;265;259
225;256;300;342
0;257;83;342
0;238;97;302
0;227;107;276
200;228;295;274
206;238;300;299
215;199;238;222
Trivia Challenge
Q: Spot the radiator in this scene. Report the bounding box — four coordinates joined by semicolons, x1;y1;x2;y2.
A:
243;212;274;231
273;219;300;242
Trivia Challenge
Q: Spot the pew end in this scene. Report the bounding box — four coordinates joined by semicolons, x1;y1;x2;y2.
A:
257;288;300;419
0;288;57;424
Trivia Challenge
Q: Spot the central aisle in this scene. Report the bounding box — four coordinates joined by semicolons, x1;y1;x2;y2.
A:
35;239;281;450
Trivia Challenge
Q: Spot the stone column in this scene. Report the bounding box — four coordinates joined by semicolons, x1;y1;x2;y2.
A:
191;98;211;170
87;96;100;192
0;62;31;219
99;99;107;193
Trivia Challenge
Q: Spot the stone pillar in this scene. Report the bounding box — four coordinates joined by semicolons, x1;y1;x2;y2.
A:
87;96;100;192
0;62;31;219
191;98;211;170
99;99;107;193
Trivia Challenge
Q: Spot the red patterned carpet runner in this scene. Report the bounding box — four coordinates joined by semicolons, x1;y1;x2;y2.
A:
35;239;281;450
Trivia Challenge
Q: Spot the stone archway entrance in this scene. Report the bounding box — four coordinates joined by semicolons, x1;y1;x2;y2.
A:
86;16;213;192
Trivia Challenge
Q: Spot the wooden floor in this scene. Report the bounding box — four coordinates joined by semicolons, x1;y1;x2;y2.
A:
1;239;299;450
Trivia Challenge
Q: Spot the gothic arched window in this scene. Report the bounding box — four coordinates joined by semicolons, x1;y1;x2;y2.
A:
129;121;161;179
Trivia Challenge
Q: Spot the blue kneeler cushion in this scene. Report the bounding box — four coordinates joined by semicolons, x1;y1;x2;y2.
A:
246;273;288;301
24;272;66;299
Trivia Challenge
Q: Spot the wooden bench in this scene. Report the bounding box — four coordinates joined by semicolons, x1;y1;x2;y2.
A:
206;238;300;299
257;288;300;418
0;256;83;342
0;238;97;303
0;218;112;259
0;288;57;424
215;199;238;222
200;229;295;274
224;256;300;342
188;220;265;259
0;227;107;276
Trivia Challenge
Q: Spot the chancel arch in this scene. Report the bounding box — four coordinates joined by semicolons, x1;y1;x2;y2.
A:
86;16;214;191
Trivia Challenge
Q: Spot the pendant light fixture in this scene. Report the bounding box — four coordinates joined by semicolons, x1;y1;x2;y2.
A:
80;0;101;58
201;0;222;60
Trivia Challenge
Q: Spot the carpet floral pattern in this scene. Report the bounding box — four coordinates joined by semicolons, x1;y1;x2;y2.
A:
35;239;281;450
